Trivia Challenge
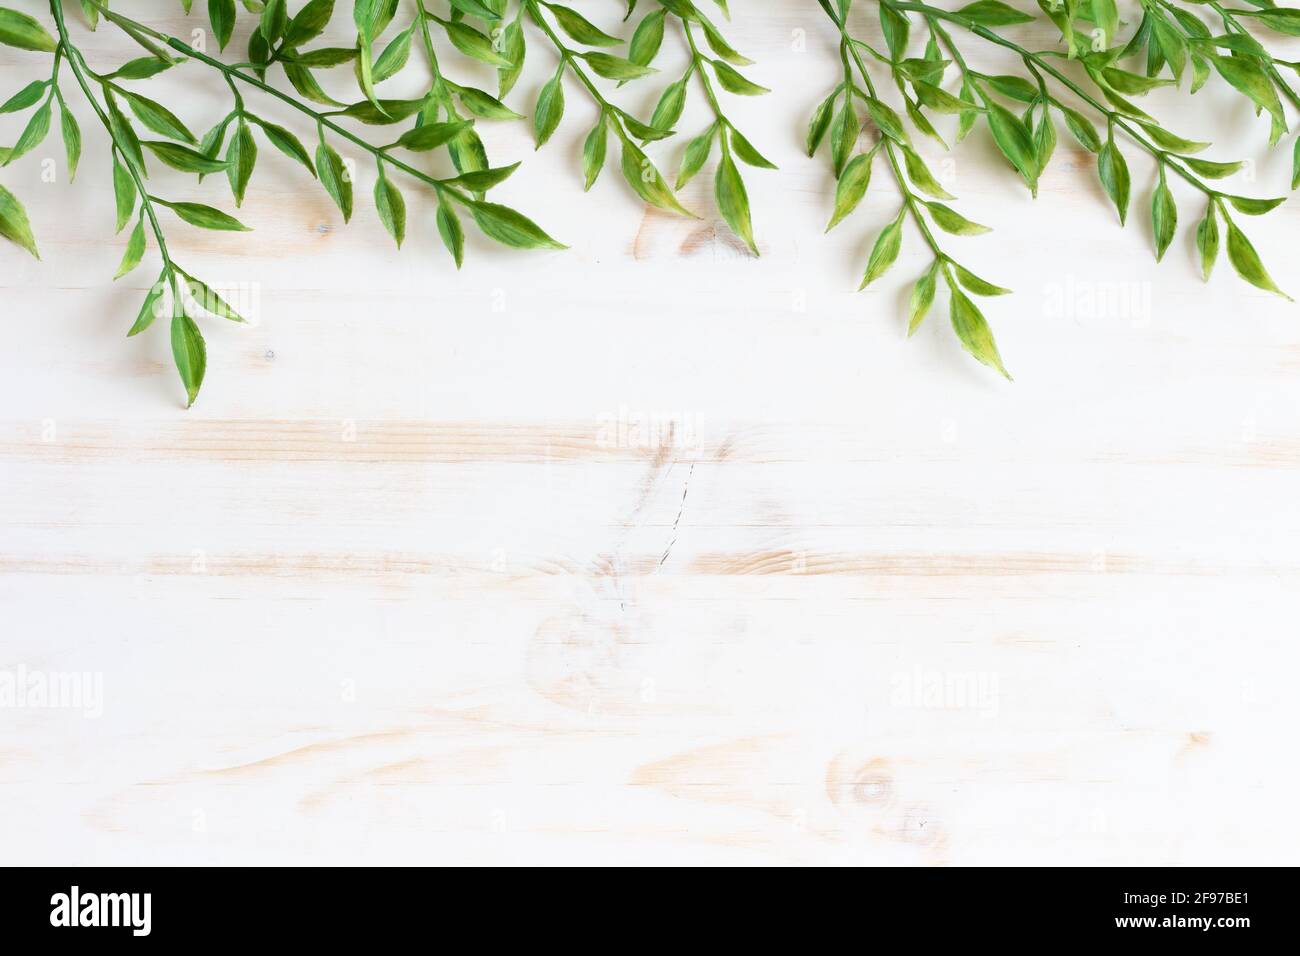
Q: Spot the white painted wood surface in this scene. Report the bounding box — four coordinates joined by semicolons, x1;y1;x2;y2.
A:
2;1;1299;865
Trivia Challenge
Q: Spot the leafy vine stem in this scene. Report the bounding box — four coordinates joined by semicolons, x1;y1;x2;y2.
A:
0;0;1295;403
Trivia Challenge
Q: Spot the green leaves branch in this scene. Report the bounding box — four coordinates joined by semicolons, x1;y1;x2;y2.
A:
30;1;563;405
522;0;692;216
3;1;1300;403
651;5;777;255
913;0;1291;296
50;0;246;407
808;0;1292;380
814;0;1013;378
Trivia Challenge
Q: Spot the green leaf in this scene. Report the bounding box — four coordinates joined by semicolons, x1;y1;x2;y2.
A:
1101;68;1174;96
374;170;406;247
901;146;954;199
955;1;1035;27
184;273;245;322
1097;139;1131;225
448;0;503;21
948;263;1011;297
957;78;978;142
1182;156;1243;179
650;77;687;132
447;126;489;178
1224;194;1285;216
112;156;137;233
0;80;47;114
4;98;51;166
1223;213;1290;299
985;74;1038;103
1134;120;1210;155
729;127;776;169
143;139;232;173
261;0;288;46
949;283;1011;379
908;260;940;336
316;139;352;222
1195;202;1218;281
0;182;38;258
192;121;233;173
123;90;196;144
372;25;414;83
114;216;146;279
1233;8;1300;38
467;199;566;249
1092;0;1119;45
620;138;694;216
166;201;251;231
0;7;58;52
830;96;857;177
1191;53;1211;94
1151;172;1177;262
59;102;81;181
925;201;991;236
913;80;975;114
864;96;909;145
253;118;316;176
629;10;666;68
1293;136;1300;190
284;0;336;48
676;122;716;189
617;110;673;142
79;0;101;31
443;163;520;191
354;0;388;35
498;17;526;98
582;52;656;81
284;63;347;106
699;17;751;66
826;151;873;231
806;87;839;157
906;99;947;150
355;39;382;115
1152;16;1188;81
712;60;769;96
335;97;428;124
227;119;257;205
1212;54;1286;132
880;4;910;61
534;68;565;147
1033;108;1056;176
897;57;949;85
859;210;904;289
549;4;623;46
454;86;523;120
106;92;146;173
715;147;757;255
583;115;608;190
209;0;236;50
127;278;166;336
170;309;207;407
109;57;177;81
394;120;473;151
1059;105;1101;152
984;99;1038;191
440;19;513;67
436;197;465;268
288;47;358;67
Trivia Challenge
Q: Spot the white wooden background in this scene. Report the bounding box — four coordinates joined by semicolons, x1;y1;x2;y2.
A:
2;1;1299;865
